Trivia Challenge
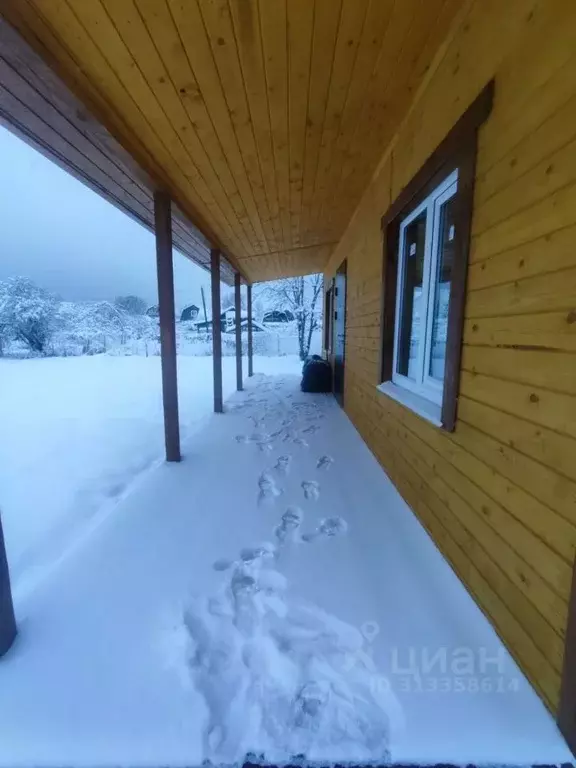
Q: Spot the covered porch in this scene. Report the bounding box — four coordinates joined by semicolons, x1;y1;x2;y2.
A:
0;0;576;763
0;370;570;766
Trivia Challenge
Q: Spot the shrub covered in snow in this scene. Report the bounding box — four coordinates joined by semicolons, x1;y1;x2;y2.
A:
54;301;158;356
0;276;60;355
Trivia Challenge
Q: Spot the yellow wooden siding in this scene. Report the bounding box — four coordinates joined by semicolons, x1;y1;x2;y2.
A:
0;0;462;282
325;0;576;711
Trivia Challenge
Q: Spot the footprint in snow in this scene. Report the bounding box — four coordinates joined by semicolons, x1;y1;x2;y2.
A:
213;542;276;573
301;480;320;501
258;471;282;505
292;680;330;728
302;516;348;542
316;455;334;471
239;542;275;563
293;436;309;448
274;506;304;545
274;455;292;475
302;424;319;435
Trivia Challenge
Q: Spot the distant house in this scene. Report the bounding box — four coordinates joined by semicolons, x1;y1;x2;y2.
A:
180;304;200;322
195;306;238;332
262;309;295;324
146;304;159;318
221;305;236;328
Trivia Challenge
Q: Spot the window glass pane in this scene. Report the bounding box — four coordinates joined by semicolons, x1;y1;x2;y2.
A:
429;195;456;380
397;211;427;380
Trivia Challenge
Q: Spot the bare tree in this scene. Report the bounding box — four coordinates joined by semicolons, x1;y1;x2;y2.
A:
259;274;323;360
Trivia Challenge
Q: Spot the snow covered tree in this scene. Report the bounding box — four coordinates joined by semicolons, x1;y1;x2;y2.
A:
221;288;246;311
0;282;10;357
259;274;323;360
114;294;147;316
0;277;60;354
67;300;129;352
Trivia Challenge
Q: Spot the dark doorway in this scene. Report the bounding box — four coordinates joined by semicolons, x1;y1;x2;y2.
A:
332;259;347;407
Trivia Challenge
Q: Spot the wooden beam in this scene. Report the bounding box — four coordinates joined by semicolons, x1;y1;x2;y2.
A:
154;191;181;462
247;283;254;377
235;272;243;391
0;512;16;658
559;556;576;756
211;248;223;413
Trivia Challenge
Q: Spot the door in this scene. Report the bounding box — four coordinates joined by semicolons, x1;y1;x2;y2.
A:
332;259;347;407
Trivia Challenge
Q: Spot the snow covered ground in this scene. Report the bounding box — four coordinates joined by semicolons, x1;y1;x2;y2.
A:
0;370;571;767
0;354;297;597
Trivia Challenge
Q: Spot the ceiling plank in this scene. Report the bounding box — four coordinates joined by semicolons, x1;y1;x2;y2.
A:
259;0;291;250
324;0;445;237
194;0;276;255
134;0;262;254
299;0;343;248
303;0;369;245
286;0;314;249
228;0;283;253
315;0;396;237
95;0;255;254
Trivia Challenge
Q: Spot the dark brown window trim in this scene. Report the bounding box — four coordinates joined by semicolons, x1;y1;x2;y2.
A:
559;556;576;758
324;278;335;356
379;79;495;432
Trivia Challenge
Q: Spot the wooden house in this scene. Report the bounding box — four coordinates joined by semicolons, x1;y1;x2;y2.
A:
180;304;200;323
0;0;574;756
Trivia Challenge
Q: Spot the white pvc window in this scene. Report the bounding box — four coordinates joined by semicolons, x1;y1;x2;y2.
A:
392;169;458;406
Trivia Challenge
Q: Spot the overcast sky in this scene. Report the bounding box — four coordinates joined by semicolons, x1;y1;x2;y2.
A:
0;126;213;312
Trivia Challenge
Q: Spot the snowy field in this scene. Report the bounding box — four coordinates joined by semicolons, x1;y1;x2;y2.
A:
0;371;571;767
0;354;299;596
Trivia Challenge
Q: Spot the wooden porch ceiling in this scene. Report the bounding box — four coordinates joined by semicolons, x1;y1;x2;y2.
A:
0;0;463;283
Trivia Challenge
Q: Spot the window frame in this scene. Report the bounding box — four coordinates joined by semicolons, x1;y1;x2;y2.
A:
379;80;494;431
391;170;458;405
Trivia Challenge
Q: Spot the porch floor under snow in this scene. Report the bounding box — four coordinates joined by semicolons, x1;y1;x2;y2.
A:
0;372;572;767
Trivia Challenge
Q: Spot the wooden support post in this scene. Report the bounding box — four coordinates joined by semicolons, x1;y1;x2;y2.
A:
154;191;181;463
235;272;243;391
247;283;254;377
0;512;16;658
211;248;223;413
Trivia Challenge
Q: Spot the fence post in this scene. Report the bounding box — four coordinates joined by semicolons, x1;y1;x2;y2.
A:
211;248;223;413
235;272;243;391
0;513;16;658
247;283;254;377
154;191;181;462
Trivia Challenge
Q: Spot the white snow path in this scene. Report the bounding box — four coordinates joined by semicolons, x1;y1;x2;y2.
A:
0;370;571;767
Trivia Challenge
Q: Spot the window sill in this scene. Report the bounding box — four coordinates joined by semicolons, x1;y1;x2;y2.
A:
377;381;443;428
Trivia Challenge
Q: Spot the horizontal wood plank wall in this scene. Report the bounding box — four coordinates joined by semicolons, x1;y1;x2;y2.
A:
325;0;576;712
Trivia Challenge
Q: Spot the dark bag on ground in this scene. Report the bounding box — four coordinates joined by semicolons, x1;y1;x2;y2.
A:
301;355;332;393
